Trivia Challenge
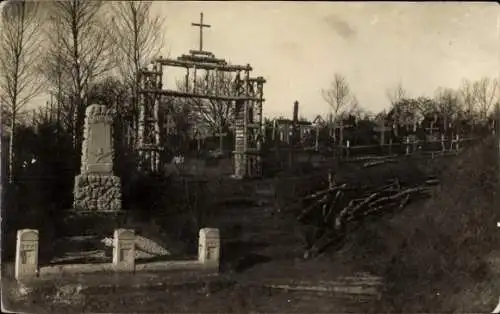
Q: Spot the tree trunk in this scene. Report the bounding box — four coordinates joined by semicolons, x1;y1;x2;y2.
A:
8;113;15;184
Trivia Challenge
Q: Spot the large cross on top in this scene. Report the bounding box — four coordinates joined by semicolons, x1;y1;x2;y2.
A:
191;12;211;52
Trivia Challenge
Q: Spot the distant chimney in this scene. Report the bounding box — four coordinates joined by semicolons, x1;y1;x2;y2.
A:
293;101;299;123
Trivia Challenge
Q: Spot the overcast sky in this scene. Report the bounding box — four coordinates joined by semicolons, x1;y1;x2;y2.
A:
156;1;499;119
3;1;498;120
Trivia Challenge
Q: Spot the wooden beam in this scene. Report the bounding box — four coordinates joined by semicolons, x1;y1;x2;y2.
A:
153;57;252;72
139;88;265;101
141;70;162;76
248;77;266;83
178;54;226;65
189;50;214;56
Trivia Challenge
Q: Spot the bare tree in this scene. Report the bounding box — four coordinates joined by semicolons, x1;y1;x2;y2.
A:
322;73;355;140
434;87;461;133
0;1;44;183
109;1;165;145
387;98;422;135
474;76;497;121
44;0;114;151
176;71;235;135
322;73;352;121
458;78;478;121
386;82;407;107
39;10;72;132
347;96;368;121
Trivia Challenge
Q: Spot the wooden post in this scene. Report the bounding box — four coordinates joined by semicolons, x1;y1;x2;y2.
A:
339;119;344;147
193;65;197;93
315;124;320;151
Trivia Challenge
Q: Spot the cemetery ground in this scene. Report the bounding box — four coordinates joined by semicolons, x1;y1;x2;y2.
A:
2;136;499;313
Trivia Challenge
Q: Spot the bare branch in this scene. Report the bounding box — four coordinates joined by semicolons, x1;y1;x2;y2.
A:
176;71;235;133
41;0;115;147
386;82;406;107
321;73;351;121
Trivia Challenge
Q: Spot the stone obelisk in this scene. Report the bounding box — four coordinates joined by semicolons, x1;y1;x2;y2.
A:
73;104;122;212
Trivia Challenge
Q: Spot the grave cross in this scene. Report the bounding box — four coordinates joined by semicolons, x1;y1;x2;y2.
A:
425;120;439;137
334;118;352;147
191;12;211;52
373;120;392;146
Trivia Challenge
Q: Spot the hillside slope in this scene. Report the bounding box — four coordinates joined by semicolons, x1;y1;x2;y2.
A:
333;136;498;312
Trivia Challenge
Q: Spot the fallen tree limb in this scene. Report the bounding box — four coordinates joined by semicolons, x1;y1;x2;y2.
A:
301;183;349;202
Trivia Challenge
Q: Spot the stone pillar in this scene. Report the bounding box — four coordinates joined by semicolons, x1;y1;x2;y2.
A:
198;228;220;270
73;104;122;211
113;229;135;272
15;229;39;280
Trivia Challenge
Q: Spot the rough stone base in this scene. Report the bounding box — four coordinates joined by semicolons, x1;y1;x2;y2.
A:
73;174;122;211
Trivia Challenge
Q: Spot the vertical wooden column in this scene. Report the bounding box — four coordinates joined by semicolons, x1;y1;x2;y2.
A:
153;61;163;172
137;68;146;170
232;71;243;178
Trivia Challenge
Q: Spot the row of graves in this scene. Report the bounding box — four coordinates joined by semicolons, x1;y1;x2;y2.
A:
265;104;480;172
334;117;475;160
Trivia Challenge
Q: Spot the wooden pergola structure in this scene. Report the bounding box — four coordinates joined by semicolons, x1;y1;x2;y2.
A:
137;13;266;179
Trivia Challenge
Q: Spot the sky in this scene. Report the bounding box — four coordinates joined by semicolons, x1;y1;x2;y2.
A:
1;1;498;121
155;1;499;120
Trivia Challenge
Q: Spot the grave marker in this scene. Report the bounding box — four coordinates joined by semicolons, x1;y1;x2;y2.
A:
334;119;352;146
404;137;411;155
113;229;135;272
425;120;439;137
198;228;220;269
441;134;446;152
15;229;39;280
373;120;392;146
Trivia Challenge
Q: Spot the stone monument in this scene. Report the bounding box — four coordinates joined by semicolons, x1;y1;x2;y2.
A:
73;104;121;211
62;104;124;236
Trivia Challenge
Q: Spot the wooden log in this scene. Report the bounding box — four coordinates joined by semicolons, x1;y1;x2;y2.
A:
297;194;329;222
362;159;397;168
323;191;343;224
338;192;381;220
301;183;349;202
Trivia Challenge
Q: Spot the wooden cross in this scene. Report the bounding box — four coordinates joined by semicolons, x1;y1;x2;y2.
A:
193;126;203;152
334;118;352;146
425;121;438;137
191;12;211;52
373;120;392;146
404;136;411;155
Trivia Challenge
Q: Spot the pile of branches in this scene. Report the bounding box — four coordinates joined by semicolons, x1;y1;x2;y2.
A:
294;175;439;259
